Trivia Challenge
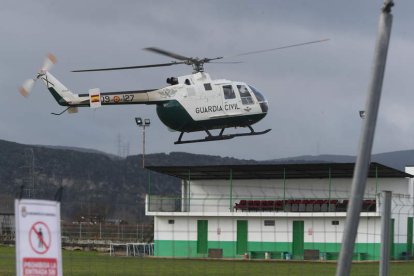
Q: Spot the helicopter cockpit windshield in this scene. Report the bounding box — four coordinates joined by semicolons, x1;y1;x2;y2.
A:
249;85;268;113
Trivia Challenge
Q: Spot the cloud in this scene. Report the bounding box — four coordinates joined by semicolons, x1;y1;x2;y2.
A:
1;1;414;160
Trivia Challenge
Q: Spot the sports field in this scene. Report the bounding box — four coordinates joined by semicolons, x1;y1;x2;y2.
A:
1;246;414;276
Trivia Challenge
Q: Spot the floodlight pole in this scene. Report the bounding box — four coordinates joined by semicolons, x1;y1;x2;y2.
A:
135;117;151;168
335;1;394;276
142;124;146;168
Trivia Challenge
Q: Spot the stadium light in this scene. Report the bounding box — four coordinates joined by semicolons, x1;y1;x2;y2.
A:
135;117;150;168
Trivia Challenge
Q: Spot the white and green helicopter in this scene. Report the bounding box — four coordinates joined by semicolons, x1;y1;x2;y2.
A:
20;40;327;144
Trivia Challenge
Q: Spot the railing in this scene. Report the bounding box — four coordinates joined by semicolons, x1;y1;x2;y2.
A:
146;195;378;213
233;199;376;212
147;195;182;212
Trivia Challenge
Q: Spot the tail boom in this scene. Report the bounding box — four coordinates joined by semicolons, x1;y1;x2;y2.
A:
41;72;163;108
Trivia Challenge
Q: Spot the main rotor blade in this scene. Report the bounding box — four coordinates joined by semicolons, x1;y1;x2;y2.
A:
72;61;185;72
229;38;330;58
209;61;242;64
144;47;191;61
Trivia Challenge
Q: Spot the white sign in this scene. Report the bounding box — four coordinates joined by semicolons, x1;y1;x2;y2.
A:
15;199;63;276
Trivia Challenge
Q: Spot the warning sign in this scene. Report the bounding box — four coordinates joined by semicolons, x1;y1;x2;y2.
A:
23;258;57;276
29;222;51;254
15;199;62;276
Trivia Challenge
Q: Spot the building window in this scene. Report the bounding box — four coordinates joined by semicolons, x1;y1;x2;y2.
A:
332;220;339;225
264;220;275;226
168;220;175;224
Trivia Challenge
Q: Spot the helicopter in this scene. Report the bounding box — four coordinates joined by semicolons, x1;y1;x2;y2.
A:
19;39;328;144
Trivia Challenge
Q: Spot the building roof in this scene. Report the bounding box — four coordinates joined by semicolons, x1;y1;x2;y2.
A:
146;162;412;180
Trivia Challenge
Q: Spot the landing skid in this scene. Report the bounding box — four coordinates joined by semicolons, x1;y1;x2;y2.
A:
174;126;271;144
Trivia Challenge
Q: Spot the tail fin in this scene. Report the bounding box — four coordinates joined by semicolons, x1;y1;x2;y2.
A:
40;72;82;106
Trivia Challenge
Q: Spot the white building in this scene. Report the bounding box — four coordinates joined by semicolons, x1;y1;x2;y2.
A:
145;163;414;260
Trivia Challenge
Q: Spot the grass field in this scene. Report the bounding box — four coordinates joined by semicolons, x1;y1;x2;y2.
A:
1;245;414;276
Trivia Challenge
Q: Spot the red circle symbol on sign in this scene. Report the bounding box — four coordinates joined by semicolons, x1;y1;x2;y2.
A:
29;221;51;255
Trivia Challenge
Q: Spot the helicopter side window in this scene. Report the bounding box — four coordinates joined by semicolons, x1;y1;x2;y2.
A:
237;85;254;105
185;79;191;85
204;83;212;91
223;85;235;99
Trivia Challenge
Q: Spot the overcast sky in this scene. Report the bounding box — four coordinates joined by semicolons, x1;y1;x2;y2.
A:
1;1;414;160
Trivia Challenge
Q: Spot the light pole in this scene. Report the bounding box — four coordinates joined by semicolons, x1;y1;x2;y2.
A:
135;117;150;168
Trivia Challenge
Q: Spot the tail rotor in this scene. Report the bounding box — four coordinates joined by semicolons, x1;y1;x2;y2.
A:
41;53;57;72
19;79;36;97
19;53;56;97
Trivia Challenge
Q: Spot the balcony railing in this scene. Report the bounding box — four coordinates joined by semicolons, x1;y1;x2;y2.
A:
147;195;181;212
233;199;376;212
146;195;377;213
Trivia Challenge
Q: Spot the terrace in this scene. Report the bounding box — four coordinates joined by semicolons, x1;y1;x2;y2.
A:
145;163;409;216
146;195;378;216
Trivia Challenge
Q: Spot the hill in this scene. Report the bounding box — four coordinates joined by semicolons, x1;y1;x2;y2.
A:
267;151;414;171
0;139;256;222
1;138;413;223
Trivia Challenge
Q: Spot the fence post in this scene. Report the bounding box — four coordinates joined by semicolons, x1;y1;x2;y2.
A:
229;169;233;212
328;167;332;210
283;168;286;210
188;169;191;212
380;191;392;276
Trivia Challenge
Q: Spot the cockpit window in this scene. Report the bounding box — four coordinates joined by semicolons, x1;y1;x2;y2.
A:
248;85;265;102
249;85;268;113
237;85;254;105
223;85;236;99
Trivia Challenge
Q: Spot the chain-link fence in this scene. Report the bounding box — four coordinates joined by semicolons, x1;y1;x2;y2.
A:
2;192;414;275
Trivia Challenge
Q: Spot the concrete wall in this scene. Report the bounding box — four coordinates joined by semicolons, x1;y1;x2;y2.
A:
153;215;414;260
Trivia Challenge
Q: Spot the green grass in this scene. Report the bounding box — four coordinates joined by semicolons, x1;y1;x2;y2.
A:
1;245;414;275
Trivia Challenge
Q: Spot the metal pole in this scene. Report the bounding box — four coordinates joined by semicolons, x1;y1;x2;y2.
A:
188;169;191;212
229;169;233;212
283;168;286;209
380;191;392;276
142;125;146;168
329;167;332;210
376;165;379;196
148;170;151;210
336;2;394;276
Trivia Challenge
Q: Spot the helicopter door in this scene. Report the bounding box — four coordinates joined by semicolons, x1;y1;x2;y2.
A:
221;84;242;116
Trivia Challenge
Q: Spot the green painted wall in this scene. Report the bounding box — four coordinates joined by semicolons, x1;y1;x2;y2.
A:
154;240;409;260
